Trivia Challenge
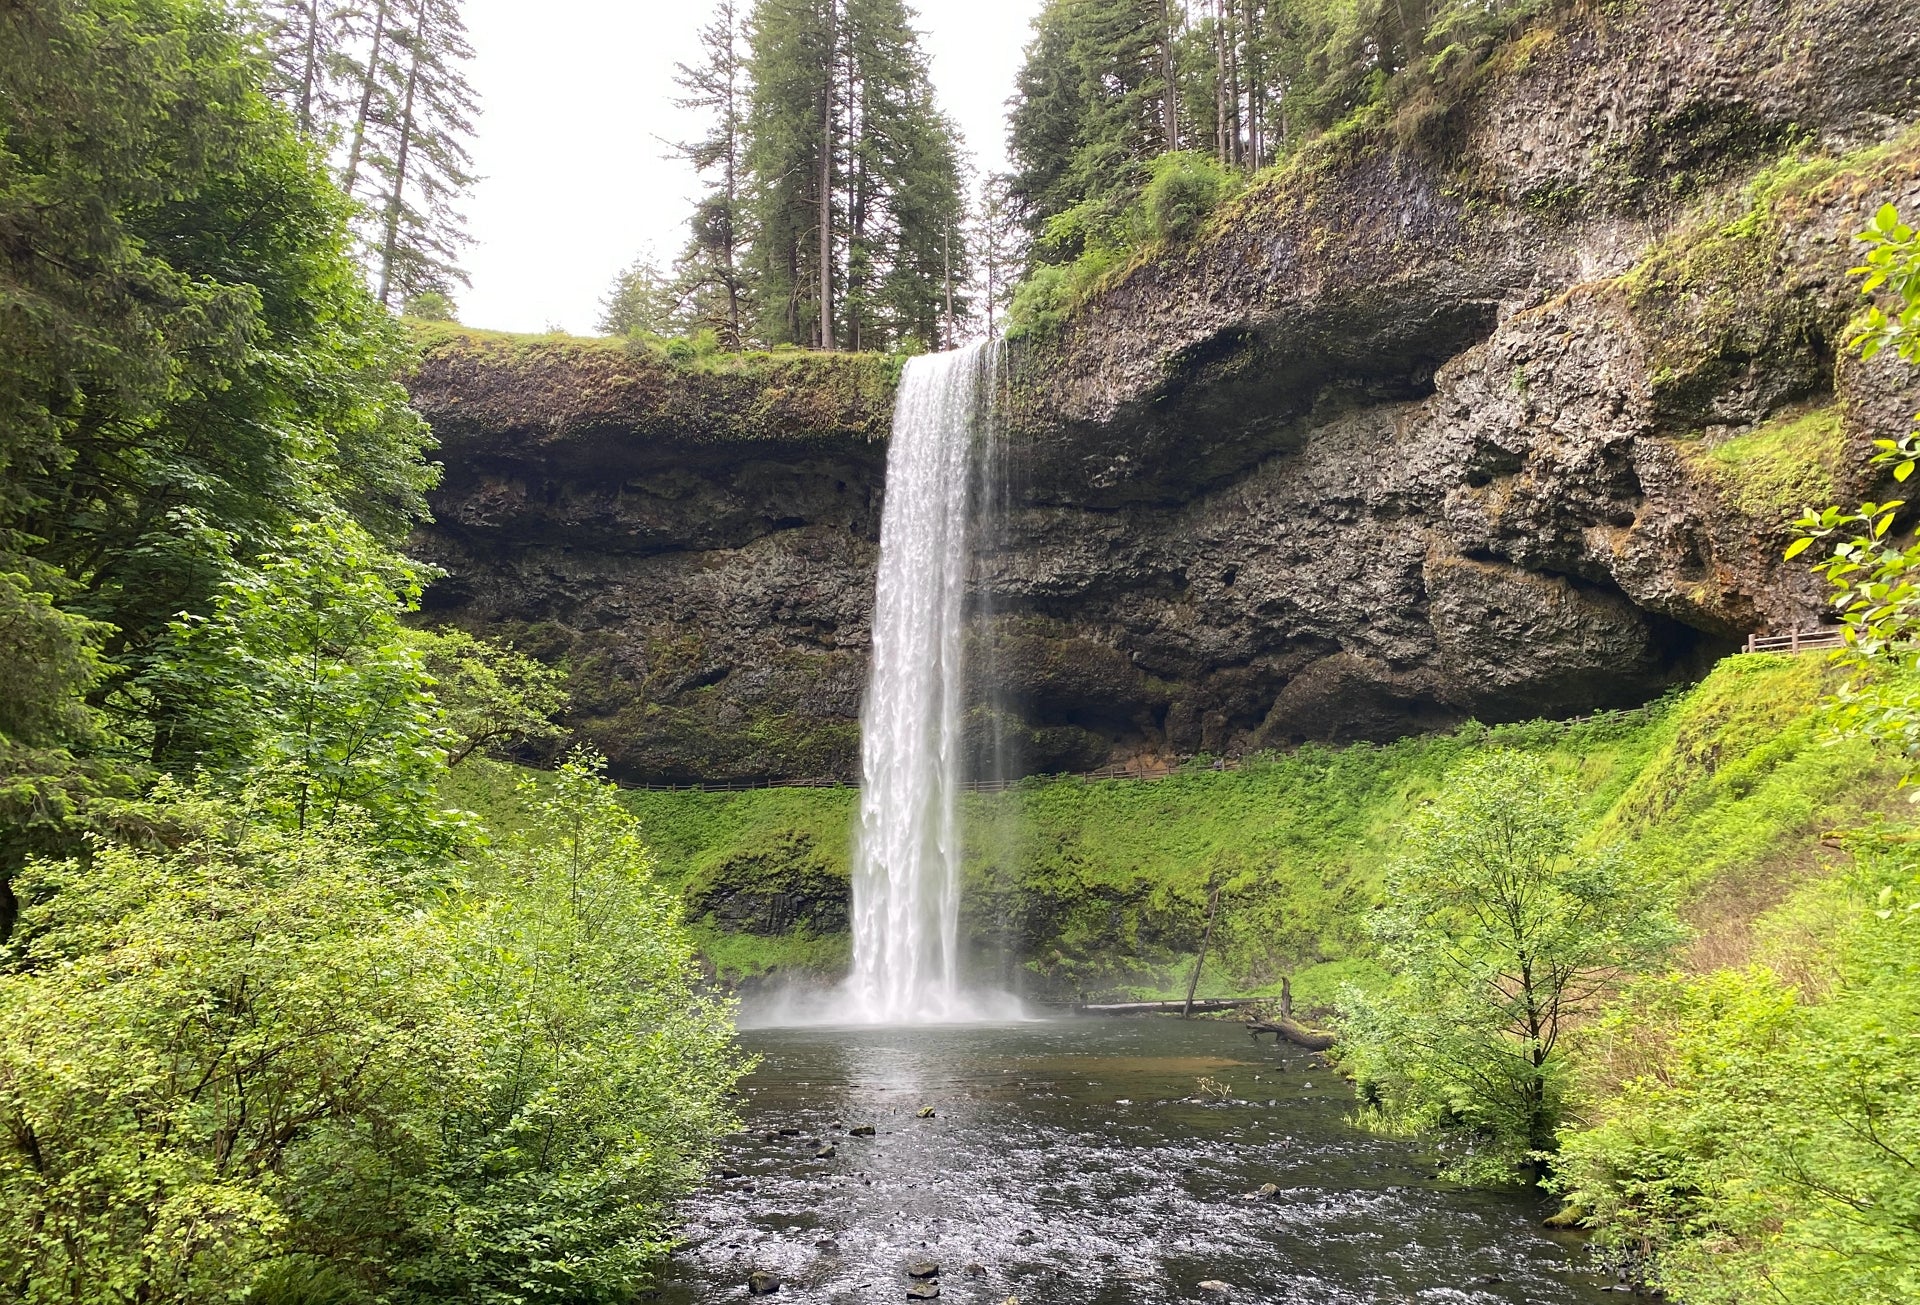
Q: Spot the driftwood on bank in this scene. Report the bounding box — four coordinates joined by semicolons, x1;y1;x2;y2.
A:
1076;998;1256;1016
1247;1016;1337;1051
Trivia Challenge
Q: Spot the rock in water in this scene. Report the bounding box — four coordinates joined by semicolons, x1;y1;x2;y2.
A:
815;1142;836;1158
916;1105;936;1118
964;1263;986;1278
907;1260;940;1279
1198;1281;1231;1294
849;1124;876;1136
1257;1182;1279;1198
906;1285;941;1300
748;1269;781;1295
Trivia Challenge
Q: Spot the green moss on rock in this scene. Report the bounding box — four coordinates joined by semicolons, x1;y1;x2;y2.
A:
1622;129;1920;428
567;655;1898;1001
408;321;896;448
1685;402;1848;524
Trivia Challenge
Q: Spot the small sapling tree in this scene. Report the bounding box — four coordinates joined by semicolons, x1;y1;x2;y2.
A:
1341;749;1686;1179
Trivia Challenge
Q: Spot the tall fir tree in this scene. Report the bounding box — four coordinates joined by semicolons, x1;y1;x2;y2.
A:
970;173;1024;337
741;0;966;351
256;0;479;306
1007;0;1180;248
364;0;479;306
671;0;752;345
261;0;356;134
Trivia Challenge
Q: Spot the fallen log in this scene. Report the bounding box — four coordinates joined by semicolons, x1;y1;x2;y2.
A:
1076;998;1257;1016
1247;1017;1336;1051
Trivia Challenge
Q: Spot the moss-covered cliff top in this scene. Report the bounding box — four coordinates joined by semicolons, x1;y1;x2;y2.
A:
408;322;897;449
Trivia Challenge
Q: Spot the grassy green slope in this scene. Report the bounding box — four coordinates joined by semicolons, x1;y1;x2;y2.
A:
447;653;1896;1004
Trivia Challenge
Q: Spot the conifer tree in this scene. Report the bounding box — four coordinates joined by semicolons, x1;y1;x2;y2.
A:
256;0;478;304
1007;0;1180;246
598;254;679;337
261;0;355;134
671;0;752;345
364;0;478;306
342;0;398;197
971;173;1024;336
741;0;965;351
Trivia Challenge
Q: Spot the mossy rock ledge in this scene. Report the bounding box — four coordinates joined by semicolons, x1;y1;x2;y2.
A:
409;0;1920;783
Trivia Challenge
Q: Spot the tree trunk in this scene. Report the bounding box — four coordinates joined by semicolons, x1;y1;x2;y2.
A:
344;0;390;196
1244;0;1261;167
1247;1016;1336;1051
376;26;421;307
1183;885;1222;1017
297;0;321;132
1225;3;1241;167
817;0;837;351
1160;0;1179;153
1214;0;1228;164
942;229;953;347
723;2;742;345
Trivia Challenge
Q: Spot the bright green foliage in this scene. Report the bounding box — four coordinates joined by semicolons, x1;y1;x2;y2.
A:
1141;150;1235;242
0;794;478;1304
1852;202;1920;367
0;759;746;1303
0;569;117;873
419;752;748;1301
1339;751;1685;1178
0;6;745;1297
1790;206;1920;776
0;0;434;874
1554;836;1920;1304
1007;0;1177;242
139;520;451;850
1542;205;1920;1299
407;626;569;767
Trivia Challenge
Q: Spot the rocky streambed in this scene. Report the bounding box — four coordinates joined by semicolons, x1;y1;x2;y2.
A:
657;1018;1617;1304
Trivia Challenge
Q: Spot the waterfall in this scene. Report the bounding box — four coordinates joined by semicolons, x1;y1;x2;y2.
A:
843;340;1001;1023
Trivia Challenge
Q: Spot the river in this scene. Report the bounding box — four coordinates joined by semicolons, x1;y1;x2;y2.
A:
658;1017;1618;1304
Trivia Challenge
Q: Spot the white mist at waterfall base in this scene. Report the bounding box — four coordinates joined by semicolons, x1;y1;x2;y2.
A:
749;343;1024;1028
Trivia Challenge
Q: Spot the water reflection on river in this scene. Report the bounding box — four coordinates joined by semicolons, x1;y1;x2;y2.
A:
658;1018;1615;1305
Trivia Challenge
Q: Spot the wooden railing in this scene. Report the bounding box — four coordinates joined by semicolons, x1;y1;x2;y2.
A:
1742;627;1845;655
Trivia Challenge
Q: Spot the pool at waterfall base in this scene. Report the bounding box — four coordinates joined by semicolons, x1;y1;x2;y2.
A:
658;1017;1619;1304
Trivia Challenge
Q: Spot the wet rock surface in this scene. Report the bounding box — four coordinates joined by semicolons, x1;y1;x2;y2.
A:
408;0;1920;782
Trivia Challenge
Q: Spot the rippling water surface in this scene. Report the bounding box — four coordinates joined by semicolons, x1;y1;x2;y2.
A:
660;1018;1615;1305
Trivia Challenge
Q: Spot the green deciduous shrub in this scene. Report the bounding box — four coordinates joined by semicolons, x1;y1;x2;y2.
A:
1142;152;1234;244
1338;750;1686;1180
1553;835;1920;1304
0;756;746;1304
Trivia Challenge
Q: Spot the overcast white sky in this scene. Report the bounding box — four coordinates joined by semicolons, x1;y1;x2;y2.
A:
457;0;1043;335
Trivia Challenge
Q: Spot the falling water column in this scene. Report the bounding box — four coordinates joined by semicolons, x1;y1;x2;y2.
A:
845;341;996;1023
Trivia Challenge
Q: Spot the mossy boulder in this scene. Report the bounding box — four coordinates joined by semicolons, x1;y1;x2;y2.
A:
683;829;850;936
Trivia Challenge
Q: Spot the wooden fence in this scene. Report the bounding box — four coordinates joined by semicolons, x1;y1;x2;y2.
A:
1742;627;1845;655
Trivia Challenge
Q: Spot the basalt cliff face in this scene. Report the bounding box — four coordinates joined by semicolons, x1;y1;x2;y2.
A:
411;0;1920;782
